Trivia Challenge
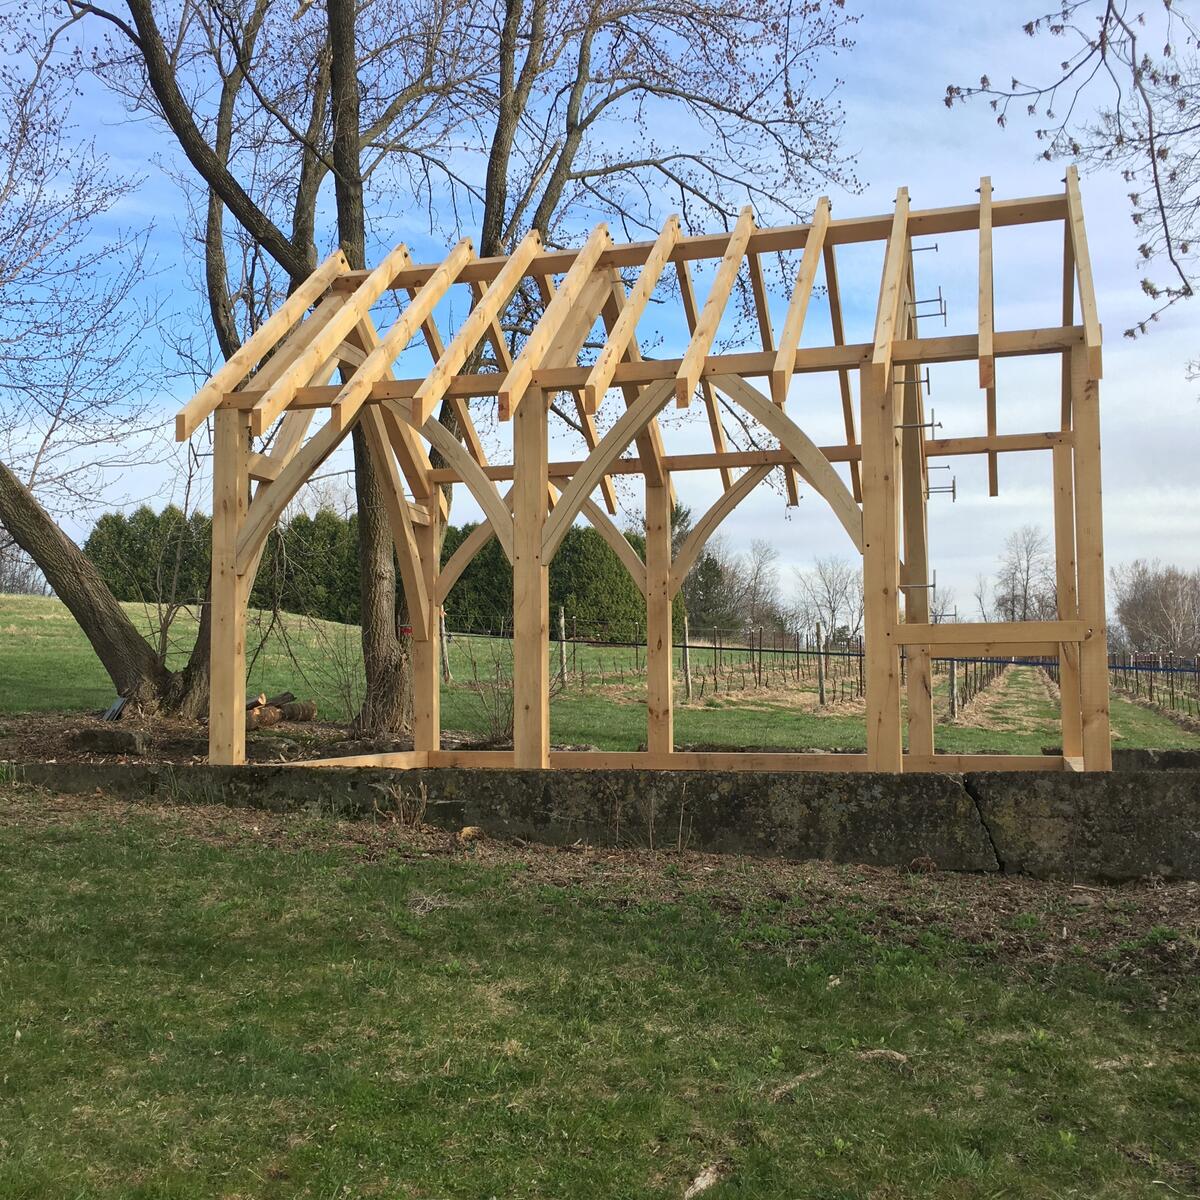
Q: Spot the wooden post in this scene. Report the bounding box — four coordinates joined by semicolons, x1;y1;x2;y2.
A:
645;473;673;754
513;388;550;767
899;358;934;759
948;658;958;719
1052;441;1083;758
412;520;441;753
682;612;693;701
210;408;249;766
861;367;903;769
1070;347;1112;768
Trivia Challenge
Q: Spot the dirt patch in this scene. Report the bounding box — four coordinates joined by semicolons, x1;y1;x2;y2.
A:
3;782;1197;990
0;711;486;767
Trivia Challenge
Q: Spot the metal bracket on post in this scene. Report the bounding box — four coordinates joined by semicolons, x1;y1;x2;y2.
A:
896;405;941;432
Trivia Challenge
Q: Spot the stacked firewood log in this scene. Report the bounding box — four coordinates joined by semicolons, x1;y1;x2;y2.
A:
244;692;318;730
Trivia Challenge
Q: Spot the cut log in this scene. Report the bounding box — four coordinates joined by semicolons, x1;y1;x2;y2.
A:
246;705;282;731
280;700;317;722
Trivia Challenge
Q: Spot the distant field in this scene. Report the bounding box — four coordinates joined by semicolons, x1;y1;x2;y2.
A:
1;593;1197;753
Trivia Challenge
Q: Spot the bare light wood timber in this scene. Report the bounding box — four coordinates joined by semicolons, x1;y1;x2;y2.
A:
177;177;1110;773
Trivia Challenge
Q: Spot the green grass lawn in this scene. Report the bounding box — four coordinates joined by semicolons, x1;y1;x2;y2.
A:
2;593;1198;753
0;786;1197;1198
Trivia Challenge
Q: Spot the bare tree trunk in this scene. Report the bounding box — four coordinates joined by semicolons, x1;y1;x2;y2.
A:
0;460;171;705
328;0;409;734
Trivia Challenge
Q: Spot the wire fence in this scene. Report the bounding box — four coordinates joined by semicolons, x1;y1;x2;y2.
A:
444;621;1200;723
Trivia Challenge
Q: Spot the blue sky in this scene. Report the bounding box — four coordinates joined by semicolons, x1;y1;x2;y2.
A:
62;1;1200;611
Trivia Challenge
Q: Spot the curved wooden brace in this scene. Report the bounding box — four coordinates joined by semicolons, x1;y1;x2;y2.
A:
418;412;514;564
237;411;355;575
542;378;674;562
576;495;646;596
668;464;773;596
434;488;515;607
709;374;864;553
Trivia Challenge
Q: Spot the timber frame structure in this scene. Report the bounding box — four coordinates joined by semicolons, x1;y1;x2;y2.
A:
178;168;1111;774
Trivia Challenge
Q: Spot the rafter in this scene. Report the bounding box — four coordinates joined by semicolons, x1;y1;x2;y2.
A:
412;230;541;428
248;241;412;437
676;205;755;408
676;259;733;490
583;214;680;413
497;223;611;418
176;249;349;440
331;238;473;432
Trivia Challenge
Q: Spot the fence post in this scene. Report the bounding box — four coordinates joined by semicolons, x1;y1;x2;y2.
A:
816;620;826;706
683;612;693;701
557;605;567;686
439;608;452;684
948;659;958;719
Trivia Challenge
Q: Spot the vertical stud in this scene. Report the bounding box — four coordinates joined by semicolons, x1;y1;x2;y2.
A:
1071;347;1111;769
210;408;249;766
861;365;904;771
1052;441;1083;758
513;389;550;767
645;474;674;755
412;517;441;754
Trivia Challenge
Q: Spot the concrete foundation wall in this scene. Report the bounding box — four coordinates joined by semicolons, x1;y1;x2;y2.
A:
6;761;1200;882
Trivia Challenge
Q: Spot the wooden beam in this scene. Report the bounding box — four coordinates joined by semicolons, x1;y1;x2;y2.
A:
226;327;1088;413
645;474;673;754
419;413;514;563
1065;165;1103;379
1060;219;1076;429
1053;441;1083;758
331;238;473;432
823;242;862;502
512;386;551;768
978;176;995;388
675;205;755;407
583;214;680;412
872;189;911;371
861;362;903;771
669;465;772;595
412;230;541;427
248;241;412;437
331;193;1069;292
709;375;863;552
360;406;430;640
497;223;611;418
894;620;1089;646
744;228;802;505
424;430;1071;484
541;379;674;562
598;269;669;491
771;197;831;406
209;408;249;766
176;249;348;440
676;258;733;489
899;307;934;760
1070;345;1111;768
411;517;440;754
